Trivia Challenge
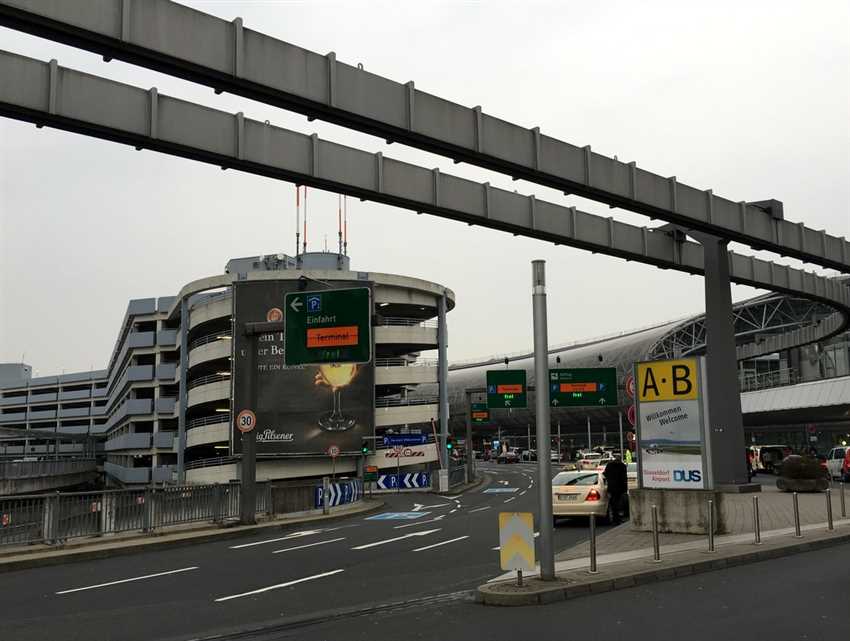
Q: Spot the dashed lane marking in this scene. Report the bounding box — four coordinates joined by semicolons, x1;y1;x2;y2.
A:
214;570;344;602
271;538;346;554
57;567;199;595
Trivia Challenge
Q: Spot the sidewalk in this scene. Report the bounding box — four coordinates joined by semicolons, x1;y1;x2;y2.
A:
478;481;850;606
0;498;383;573
557;480;847;562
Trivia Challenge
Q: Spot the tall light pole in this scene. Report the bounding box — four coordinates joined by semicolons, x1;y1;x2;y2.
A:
532;260;555;581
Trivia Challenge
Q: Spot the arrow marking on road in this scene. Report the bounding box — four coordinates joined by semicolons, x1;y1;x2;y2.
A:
351;528;441;550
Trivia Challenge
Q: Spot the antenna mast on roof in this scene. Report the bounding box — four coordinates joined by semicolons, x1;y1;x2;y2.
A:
302;186;308;255
295;185;301;258
338;194;343;256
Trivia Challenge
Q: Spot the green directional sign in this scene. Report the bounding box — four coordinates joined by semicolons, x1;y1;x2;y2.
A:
284;287;372;365
471;403;490;424
549;367;618;408
486;370;527;409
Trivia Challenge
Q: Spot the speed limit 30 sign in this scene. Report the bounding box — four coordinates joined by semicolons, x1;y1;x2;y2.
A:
236;409;257;433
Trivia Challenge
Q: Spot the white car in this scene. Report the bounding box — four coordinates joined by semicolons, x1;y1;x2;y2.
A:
827;446;848;480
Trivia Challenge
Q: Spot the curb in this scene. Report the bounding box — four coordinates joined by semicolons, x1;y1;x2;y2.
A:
0;499;384;573
477;528;850;606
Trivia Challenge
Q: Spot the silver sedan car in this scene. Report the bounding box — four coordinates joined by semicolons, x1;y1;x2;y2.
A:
551;470;614;524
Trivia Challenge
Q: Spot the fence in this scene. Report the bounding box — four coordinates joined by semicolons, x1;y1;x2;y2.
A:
0;478;352;547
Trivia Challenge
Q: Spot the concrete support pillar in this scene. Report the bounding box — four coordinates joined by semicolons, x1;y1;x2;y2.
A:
700;234;750;488
176;297;189;483
437;292;450;492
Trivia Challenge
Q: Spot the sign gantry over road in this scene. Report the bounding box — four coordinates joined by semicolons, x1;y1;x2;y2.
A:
284;288;372;366
549;368;618;407
486;370;528;409
471;403;490;424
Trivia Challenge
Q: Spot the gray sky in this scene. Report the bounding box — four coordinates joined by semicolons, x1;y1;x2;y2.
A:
1;0;848;375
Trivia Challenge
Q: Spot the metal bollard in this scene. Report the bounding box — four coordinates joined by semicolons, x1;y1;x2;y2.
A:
841;482;846;518
589;513;598;574
322;477;330;515
651;504;661;562
826;488;834;531
704;498;715;552
792;492;802;538
752;495;761;545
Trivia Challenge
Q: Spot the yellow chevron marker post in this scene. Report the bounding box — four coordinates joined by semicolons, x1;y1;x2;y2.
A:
499;512;535;586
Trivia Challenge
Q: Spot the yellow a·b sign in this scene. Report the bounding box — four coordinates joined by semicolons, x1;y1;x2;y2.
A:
637;358;699;402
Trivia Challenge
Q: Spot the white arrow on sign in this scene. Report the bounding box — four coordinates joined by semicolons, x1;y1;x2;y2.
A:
351;528;442;550
290;297;303;313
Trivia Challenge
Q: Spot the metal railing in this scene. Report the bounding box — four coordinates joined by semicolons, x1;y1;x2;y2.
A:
739;367;799;393
184;456;239;470
187;373;231;390
377;317;438;328
187;414;230;430
0;480;326;547
188;330;232;352
374;358;438;368
375;396;439;408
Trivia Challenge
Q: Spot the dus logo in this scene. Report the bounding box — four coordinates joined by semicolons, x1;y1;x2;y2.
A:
673;469;702;482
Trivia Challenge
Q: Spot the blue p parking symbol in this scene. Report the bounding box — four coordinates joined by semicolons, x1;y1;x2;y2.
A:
307;295;321;312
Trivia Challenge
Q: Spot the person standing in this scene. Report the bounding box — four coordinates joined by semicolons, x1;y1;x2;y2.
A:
603;454;628;524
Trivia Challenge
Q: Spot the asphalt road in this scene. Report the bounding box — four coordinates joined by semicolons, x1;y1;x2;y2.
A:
270;541;850;641
1;462;607;641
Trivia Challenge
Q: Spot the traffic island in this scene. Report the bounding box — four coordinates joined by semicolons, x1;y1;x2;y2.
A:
477;519;850;606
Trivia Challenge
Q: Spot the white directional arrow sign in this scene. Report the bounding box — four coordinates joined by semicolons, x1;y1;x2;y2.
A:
289;297;303;313
351;528;442;550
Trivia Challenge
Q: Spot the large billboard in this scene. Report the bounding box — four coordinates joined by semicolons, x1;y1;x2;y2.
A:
634;357;709;489
231;280;375;456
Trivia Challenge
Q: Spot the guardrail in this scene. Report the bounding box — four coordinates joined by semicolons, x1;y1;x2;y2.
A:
374;358;438;368
187;373;231;390
0;479;352;547
187;414;230;430
739;367;799;393
375;396;440;408
377;317;438;328
188;330;232;351
184;456;239;470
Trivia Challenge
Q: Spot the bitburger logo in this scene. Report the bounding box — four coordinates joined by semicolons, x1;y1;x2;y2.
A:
266;307;283;322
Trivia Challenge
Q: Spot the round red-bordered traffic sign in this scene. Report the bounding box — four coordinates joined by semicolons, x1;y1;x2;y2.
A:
627;404;636;427
327;444;341;458
625;374;635;400
236;409;257;433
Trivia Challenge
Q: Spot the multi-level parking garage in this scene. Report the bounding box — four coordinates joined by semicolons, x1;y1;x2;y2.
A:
0;252;452;486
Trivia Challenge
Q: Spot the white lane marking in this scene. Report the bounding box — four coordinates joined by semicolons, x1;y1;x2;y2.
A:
449;509;458;514
491;545;500;550
271;538;346;554
418;503;453;510
535;532;540;537
393;515;446;529
412;503;425;512
519;490;527;496
351;528;441;550
469;506;491;513
499;480;509;486
214;569;343;602
443;495;461;500
56;567;199;595
229;530;325;549
503;497;516;503
413;536;470;552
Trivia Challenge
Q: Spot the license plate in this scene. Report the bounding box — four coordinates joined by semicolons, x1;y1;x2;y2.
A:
557;494;578;501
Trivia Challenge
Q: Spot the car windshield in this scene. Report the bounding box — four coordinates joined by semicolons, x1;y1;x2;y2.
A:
552;472;600;486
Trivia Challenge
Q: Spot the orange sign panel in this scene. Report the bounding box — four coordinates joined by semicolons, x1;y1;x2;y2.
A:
560;382;598;393
496;384;523;394
472;412;489;419
306;325;359;348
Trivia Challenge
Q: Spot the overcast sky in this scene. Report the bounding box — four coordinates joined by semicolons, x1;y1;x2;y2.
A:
1;0;848;376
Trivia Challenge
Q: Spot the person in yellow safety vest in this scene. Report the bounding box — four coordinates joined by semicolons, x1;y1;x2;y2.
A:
624;449;633;464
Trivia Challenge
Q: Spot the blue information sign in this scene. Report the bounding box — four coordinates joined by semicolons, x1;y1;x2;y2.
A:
382;434;428;446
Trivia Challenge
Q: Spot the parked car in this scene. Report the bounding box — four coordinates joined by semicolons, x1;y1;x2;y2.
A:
757;445;792;474
497;448;520;464
551;470;614;524
576;452;611;470
827;446;848;480
520;449;537;462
